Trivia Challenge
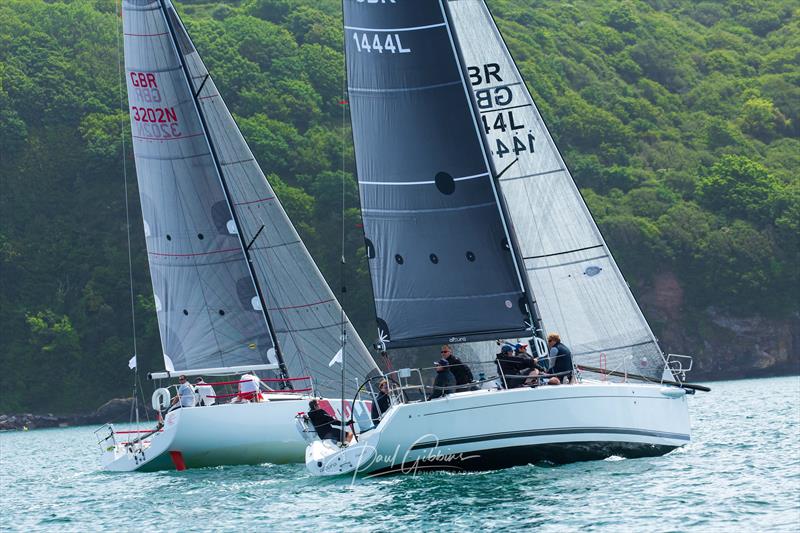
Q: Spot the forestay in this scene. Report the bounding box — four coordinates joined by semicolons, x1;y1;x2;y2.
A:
344;0;531;349
447;0;668;380
123;0;276;372
164;1;379;396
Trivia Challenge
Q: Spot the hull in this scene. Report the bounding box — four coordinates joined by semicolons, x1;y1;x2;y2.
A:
103;397;358;472
306;382;691;477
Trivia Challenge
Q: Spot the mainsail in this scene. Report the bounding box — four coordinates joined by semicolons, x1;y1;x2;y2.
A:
123;0;378;395
447;0;668;380
344;0;532;349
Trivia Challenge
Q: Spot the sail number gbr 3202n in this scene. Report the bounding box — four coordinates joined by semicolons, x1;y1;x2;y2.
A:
468;63;535;160
128;71;184;141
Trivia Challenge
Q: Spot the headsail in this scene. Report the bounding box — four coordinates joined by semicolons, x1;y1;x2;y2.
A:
124;0;378;394
344;0;532;349
447;0;668;380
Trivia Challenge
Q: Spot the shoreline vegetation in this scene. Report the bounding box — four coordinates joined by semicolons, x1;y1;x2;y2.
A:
1;0;797;415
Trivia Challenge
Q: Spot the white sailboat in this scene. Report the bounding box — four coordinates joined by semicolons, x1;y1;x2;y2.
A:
302;0;706;477
97;0;379;472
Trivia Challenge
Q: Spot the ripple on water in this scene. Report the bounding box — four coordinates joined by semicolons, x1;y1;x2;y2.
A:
0;376;799;532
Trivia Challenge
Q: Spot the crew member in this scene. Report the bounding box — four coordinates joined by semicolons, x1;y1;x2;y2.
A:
441;344;474;391
548;333;574;383
431;359;456;399
308;399;352;443
370;379;391;426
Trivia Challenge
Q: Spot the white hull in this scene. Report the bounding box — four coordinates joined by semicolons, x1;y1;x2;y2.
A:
305;382;691;477
102;396;356;472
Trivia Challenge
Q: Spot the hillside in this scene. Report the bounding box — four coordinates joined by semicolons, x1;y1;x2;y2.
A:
0;0;797;414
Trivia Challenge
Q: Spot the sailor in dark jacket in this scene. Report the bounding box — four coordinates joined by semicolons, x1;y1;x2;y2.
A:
307;399;349;442
370;379;391;426
441;344;474;390
430;359;456;399
496;344;531;388
547;333;574;383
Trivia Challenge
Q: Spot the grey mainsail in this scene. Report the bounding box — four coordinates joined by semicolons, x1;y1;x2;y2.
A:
124;0;378;394
344;0;532;349
165;2;379;395
123;0;276;372
447;0;668;380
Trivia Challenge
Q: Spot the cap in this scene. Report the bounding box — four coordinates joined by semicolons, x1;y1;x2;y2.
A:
434;358;449;366
500;345;513;353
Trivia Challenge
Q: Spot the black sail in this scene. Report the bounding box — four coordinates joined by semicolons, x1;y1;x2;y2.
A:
344;0;531;348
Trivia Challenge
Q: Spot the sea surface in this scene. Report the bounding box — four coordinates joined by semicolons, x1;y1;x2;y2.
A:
1;376;798;532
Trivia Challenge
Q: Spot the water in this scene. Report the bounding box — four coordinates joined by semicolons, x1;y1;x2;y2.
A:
1;376;798;531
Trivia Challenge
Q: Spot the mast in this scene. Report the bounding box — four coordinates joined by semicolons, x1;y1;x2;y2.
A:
157;0;291;385
441;0;544;341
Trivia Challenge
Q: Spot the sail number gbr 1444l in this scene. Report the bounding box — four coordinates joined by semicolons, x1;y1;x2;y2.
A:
468;63;535;159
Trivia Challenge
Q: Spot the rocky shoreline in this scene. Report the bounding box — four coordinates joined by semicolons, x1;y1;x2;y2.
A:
0;398;150;431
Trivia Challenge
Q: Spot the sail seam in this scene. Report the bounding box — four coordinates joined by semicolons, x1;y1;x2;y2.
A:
572;341;655;356
499;168;564;183
267;298;335;312
375;290;519;302
198;93;220;100
524;244;605;260
476;81;522;91
525;254;609;270
124;32;168;37
133;132;204;141
348;80;461;93
362;201;496;214
344;22;446;32
479;103;533;114
134;152;209;161
359;171;488;186
148;247;240;257
127;65;182;74
221;158;256;167
233;196;274;205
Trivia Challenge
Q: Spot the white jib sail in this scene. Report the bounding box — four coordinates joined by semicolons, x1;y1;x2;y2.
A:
448;0;669;381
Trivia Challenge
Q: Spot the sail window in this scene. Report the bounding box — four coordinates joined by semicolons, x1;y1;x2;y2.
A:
430;253;439;264
435;172;455;195
395;254;404;265
466;251;476;262
584;266;603;276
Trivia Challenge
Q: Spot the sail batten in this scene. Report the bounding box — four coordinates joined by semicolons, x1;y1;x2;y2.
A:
448;0;668;380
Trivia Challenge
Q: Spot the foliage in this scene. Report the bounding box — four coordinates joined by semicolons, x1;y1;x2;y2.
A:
0;0;797;413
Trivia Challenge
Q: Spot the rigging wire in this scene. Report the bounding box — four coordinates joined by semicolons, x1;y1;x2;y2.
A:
339;6;348;442
115;0;146;427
